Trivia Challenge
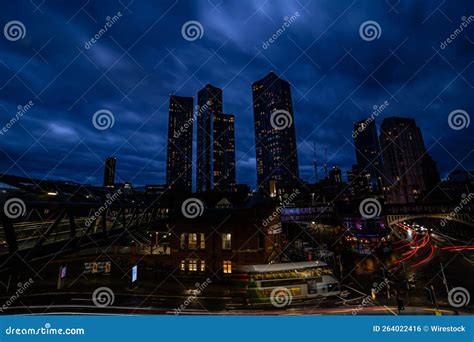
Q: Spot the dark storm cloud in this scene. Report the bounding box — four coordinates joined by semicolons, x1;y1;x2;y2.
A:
0;0;472;188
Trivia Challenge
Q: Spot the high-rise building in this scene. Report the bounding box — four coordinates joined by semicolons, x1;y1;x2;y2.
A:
379;117;439;203
166;95;194;192
421;154;441;192
252;72;299;195
196;84;236;192
103;157;116;188
353;119;384;193
347;164;372;199
329;166;342;183
213;113;236;191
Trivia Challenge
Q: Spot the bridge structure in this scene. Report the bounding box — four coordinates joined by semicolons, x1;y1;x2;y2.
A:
0;174;170;270
274;201;474;229
385;202;474;227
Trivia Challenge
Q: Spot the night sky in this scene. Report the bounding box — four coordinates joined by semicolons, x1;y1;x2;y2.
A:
0;0;473;189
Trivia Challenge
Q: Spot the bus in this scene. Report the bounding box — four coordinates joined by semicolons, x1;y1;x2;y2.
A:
232;261;340;305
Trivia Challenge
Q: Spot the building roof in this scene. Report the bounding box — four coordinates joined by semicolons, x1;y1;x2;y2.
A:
236;260;328;273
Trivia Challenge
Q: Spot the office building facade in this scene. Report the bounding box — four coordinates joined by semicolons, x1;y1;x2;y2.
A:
103;157;116;188
196;84;236;192
379;117;439;203
353;119;384;193
166;95;194;192
252;72;299;195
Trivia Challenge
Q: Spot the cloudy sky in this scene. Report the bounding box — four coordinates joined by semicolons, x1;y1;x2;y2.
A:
0;0;472;189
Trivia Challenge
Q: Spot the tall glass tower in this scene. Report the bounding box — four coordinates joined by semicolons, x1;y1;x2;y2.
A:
166;95;194;192
252;72;299;195
196;84;236;192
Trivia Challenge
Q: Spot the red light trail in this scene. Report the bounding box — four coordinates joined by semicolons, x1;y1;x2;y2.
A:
393;223;435;268
441;245;474;252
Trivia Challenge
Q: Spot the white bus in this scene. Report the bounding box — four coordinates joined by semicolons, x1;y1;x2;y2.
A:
232;261;340;305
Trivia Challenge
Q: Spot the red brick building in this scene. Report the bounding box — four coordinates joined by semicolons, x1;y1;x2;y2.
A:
155;197;281;275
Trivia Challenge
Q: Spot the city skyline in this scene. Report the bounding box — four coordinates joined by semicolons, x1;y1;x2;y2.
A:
0;68;463;197
0;70;464;194
0;1;472;189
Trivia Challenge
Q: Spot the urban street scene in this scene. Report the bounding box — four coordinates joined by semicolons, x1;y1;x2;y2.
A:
0;0;473;320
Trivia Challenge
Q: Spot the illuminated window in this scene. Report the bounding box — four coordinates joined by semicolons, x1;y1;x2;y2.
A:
188;259;198;272
180;233;187;249
188;233;197;249
200;260;206;272
223;260;232;274
180;260;185;271
200;233;205;249
222;233;232;250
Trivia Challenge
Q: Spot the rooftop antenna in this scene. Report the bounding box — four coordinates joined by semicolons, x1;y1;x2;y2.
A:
323;145;328;178
313;141;318;182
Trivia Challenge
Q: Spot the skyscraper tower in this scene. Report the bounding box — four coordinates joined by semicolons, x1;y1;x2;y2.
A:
353;119;384;193
252;72;299;195
213;113;236;192
379;117;439;203
103;157;116;188
166;95;194;192
196;84;236;192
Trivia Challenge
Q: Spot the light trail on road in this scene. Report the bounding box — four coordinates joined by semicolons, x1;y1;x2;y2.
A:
441;245;474;252
393;223;435;268
411;245;436;268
